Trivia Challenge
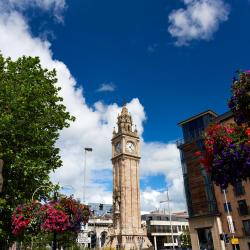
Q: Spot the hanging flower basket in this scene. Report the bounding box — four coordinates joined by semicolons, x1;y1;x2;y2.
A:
228;70;250;126
198;123;250;188
196;70;250;188
11;202;42;236
11;196;90;238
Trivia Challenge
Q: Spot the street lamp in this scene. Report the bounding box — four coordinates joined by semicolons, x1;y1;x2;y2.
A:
223;189;237;250
80;147;93;248
84;147;93;204
160;188;175;250
31;185;55;201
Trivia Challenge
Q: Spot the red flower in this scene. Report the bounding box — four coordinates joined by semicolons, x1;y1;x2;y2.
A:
246;128;250;137
195;151;201;156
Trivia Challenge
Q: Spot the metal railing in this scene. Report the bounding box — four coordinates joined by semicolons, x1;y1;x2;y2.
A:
176;129;204;148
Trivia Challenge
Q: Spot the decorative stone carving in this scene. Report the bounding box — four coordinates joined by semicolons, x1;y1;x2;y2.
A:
114;195;120;213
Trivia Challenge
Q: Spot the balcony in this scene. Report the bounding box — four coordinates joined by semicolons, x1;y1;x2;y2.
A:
176;129;204;148
176;138;185;148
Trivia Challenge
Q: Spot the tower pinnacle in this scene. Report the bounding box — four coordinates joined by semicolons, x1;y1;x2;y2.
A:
117;104;134;133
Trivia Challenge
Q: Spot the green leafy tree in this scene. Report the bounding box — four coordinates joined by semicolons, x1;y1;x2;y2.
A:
0;54;75;244
180;228;191;249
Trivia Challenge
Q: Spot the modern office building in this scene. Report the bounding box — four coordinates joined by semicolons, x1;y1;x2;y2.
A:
177;110;250;250
142;212;190;250
177;110;224;250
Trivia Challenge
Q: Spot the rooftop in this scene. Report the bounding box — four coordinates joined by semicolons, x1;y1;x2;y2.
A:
178;110;218;126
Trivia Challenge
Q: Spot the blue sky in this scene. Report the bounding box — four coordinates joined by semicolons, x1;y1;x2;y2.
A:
26;0;250;142
0;0;249;212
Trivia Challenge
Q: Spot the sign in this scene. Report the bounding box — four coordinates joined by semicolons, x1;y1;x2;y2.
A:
220;233;229;244
227;215;235;234
231;238;239;245
77;233;91;244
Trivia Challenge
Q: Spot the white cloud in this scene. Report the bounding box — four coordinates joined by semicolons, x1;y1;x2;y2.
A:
168;0;230;46
0;8;186;212
147;43;158;54
0;0;66;22
141;183;186;213
97;82;116;92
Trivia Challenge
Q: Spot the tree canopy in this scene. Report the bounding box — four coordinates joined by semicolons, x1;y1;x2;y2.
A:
0;54;75;243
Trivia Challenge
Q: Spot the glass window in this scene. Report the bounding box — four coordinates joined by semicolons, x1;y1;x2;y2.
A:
197;228;214;250
238;200;249;216
180;149;185;161
181;162;187;174
172;226;177;233
243;220;250;236
166;236;172;243
234;181;245;196
224;202;232;212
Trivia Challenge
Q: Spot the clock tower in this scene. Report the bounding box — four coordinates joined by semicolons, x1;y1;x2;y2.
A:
107;104;152;249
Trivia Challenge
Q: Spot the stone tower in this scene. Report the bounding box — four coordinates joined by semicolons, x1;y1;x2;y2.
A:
107;104;152;250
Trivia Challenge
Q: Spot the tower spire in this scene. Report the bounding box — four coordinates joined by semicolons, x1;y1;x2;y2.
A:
117;103;133;133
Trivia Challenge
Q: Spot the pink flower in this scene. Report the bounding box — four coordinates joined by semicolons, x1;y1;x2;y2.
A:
195;151;201;157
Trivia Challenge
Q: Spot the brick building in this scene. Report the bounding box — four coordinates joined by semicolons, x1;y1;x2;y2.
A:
177;110;250;250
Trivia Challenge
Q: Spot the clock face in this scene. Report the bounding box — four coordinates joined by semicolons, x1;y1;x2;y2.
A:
126;141;135;153
115;142;121;153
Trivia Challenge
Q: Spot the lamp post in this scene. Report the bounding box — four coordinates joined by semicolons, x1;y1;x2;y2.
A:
160;188;175;250
81;147;92;248
83;147;93;204
223;189;237;250
52;191;58;250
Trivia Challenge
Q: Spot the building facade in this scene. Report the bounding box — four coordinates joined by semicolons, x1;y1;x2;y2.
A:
106;104;152;249
213;112;250;250
88;203;112;217
177;110;225;250
142;213;190;250
177;110;250;250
